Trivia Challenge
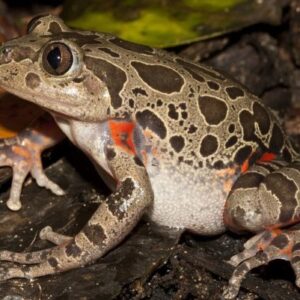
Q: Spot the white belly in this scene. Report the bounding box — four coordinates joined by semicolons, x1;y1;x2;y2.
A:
146;167;227;235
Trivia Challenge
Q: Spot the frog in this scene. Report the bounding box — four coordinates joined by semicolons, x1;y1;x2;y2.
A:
0;14;299;299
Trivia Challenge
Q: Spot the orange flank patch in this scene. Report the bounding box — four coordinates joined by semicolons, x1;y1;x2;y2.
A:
108;120;137;155
241;159;249;173
258;152;277;163
215;167;236;177
215;167;237;194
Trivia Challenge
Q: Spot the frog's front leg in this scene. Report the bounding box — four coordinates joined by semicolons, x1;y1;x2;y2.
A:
0;145;153;280
0;115;65;211
223;160;300;299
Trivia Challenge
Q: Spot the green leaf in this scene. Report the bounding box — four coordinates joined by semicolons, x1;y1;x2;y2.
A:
62;0;283;48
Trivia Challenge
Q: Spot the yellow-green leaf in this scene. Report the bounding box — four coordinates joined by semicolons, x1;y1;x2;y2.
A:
62;0;283;48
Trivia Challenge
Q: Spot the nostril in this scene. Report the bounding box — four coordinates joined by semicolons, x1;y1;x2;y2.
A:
1;46;11;56
0;46;12;63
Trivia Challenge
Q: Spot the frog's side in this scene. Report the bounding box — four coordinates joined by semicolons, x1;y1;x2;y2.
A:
0;15;300;298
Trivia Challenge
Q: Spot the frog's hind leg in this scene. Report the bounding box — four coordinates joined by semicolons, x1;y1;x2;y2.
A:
0;248;52;264
0;227;72;265
223;160;300;299
0;145;153;281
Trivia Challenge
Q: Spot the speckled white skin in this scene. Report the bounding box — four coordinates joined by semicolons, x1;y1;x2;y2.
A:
147;166;226;234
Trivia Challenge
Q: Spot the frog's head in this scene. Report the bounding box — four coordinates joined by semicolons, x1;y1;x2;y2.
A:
0;15;113;122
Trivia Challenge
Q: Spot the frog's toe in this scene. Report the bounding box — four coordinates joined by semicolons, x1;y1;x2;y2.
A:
0;265;27;281
0;248;52;264
222;285;239;300
6;196;22;211
224;252;268;299
227;230;273;267
31;168;65;196
226;229;300;298
39;226;72;245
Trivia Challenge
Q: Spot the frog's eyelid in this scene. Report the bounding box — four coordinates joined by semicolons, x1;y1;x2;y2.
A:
27;14;50;34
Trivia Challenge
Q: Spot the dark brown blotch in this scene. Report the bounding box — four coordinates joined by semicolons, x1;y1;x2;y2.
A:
65;243;82;258
156;99;163;107
110;37;154;55
11;47;37;63
176;58;225;81
283;147;292;162
253;102;270;135
107;178;135;219
232;172;264;189
82;224;107;246
239;110;255;141
291;256;300;264
129;99;135;108
169;135;185;153
106;147;116;161
44;32;100;47
200;134;218;157
234;145;252;165
136;109;167;139
168;104;179;120
98;47;120;58
85;56;127;109
134;156;144;166
293;242;300;251
25;72;41;89
181;111;188;119
271;234;289;249
198;96;228;125
49;21;63;34
225;136;238;148
207;81;220;90
73;77;85;83
228;124;235;133
132;87;148;97
264;172;297;223
226;86;245;100
27;14;48;33
188;124;197;134
269;124;284;153
48;257;59;269
132;61;184;94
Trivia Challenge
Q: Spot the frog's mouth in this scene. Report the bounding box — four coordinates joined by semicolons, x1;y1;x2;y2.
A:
1;82;86;121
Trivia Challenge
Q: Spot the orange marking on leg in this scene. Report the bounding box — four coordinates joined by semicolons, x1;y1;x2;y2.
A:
108;120;136;155
280;241;293;256
12;145;31;160
258;152;277;163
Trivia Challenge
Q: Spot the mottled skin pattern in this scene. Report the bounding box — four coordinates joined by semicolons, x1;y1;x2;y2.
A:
0;15;300;298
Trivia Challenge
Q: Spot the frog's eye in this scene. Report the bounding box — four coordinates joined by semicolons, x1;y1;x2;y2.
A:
42;43;73;76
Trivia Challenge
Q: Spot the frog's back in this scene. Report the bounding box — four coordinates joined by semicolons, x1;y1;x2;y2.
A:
84;33;294;168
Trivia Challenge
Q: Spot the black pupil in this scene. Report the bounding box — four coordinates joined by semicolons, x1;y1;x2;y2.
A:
47;47;61;70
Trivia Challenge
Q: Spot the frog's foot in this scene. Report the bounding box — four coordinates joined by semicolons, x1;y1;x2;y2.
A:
223;229;300;299
0;244;72;280
0;226;72;266
0;228;82;280
0;126;64;211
